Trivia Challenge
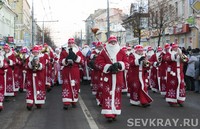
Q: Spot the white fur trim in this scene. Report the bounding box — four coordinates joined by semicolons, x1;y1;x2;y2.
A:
118;61;125;71
90;54;95;59
151;88;159;92
122;88;128;92
62;59;67;66
38;63;43;70
92;91;97;95
26;99;34;104
166;98;177;103
9;60;13;66
135;58;140;65
178;97;186;101
160;92;166;96
62;98;78;102
96;99;100;106
4;92;14;96
35;100;45;104
28;62;33;69
153;62;157;67
75;56;81;63
0;102;2;106
83;76;91;80
103;64;112;73
127;93;130;97
0;57;3;68
101;109;121;115
130;99;141;105
133;53;141;66
171;52;176;61
5;50;13;57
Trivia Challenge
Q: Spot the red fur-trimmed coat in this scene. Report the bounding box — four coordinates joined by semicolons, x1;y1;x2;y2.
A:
95;45;129;115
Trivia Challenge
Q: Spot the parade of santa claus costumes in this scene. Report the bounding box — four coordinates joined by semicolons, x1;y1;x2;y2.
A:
0;38;198;124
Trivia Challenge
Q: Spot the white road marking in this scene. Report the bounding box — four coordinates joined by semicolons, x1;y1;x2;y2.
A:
79;95;99;129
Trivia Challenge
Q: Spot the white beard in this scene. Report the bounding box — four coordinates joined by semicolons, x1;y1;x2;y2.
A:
146;50;154;59
106;43;120;60
81;47;90;57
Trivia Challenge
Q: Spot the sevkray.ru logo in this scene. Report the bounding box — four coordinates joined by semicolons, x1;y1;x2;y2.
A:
127;118;199;127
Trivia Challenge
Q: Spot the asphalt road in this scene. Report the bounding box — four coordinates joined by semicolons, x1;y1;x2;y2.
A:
0;82;200;129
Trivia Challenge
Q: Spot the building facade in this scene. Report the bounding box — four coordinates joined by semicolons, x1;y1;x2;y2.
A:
0;0;16;48
8;0;31;47
148;0;199;49
85;8;126;46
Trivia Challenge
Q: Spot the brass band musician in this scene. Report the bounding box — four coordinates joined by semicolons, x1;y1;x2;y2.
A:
26;45;46;110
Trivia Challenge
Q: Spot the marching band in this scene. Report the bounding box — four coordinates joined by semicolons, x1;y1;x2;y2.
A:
0;36;191;122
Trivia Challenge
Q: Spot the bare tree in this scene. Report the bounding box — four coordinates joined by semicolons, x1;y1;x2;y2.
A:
44;28;57;49
122;1;149;45
149;0;177;46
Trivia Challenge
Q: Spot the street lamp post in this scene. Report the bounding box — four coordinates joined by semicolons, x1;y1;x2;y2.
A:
36;20;59;45
31;0;34;46
107;0;110;40
0;0;4;10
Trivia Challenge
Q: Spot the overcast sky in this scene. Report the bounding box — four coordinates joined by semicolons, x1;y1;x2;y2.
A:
28;0;135;47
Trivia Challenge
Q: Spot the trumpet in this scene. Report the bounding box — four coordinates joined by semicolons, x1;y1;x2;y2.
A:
41;47;49;53
181;53;188;62
143;59;150;67
141;56;150;67
177;48;188;62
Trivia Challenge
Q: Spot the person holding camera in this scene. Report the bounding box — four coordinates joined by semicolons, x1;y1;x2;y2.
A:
95;36;129;122
59;38;83;110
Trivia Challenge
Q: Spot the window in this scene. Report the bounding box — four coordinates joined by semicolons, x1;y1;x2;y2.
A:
175;2;178;16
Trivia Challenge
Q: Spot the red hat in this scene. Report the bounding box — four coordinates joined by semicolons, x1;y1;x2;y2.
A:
38;45;43;50
147;46;153;51
134;45;144;51
96;42;102;47
121;46;127;51
127;46;131;50
83;44;89;48
164;43;170;49
3;44;10;49
172;43;178;49
157;46;163;52
68;38;75;44
44;43;48;47
20;47;28;53
108;36;117;43
32;45;39;53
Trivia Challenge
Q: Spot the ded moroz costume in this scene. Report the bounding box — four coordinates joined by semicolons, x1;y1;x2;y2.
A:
25;45;46;110
163;43;188;107
129;45;153;107
95;36;129;121
59;38;84;110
